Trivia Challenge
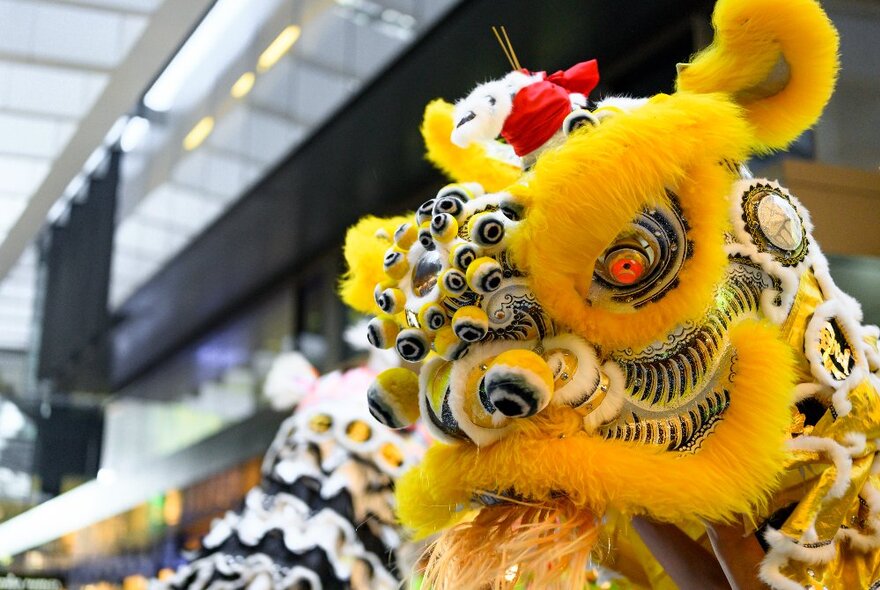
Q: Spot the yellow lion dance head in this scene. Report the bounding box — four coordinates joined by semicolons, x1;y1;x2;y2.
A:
340;0;880;587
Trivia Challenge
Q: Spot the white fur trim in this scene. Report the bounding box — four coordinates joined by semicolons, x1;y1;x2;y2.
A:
863;324;880;372
763;527;837;563
592;96;648;120
787;435;852;499
810;250;865;324
802;299;870;416
542;334;601;407
839;480;880;550
568;92;587;109
793;381;832;402
759;548;806;590
582;361;627;432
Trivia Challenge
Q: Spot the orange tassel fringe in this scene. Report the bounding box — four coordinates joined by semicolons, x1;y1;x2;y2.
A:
421;496;601;589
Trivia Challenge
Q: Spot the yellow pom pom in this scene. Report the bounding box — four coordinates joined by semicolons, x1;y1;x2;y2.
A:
430;212;459;243
393;222;417;250
382;247;409;280
452;305;489;342
437;183;475;201
498;195;524;221
439;268;468;297
433;326;470;360
419;302;447;332
374;287;406;314
395;328;431;362
484;349;554;417
466;256;504;294
468;211;506;247
417;221;434;251
449;242;479;271
416;199;435;225
368;368;421;429
366;316;400;349
433;186;470;221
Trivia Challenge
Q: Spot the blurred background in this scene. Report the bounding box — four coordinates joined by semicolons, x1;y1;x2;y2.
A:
0;0;876;587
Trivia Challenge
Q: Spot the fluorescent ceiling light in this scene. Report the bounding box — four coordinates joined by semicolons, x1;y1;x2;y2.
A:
257;25;301;73
83;145;109;177
183;116;215;151
144;0;251;112
230;72;256;99
120;116;151;152
105;116;129;148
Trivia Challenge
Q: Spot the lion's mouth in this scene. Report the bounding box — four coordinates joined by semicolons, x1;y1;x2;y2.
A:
472;488;569;508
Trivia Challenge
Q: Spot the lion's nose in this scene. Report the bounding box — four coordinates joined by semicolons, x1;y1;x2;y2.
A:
483;350;555;418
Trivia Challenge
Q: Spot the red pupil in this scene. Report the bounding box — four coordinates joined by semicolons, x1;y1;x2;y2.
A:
609;256;644;285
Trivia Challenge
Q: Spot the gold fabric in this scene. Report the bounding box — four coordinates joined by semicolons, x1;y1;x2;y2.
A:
781;533;880;590
768;379;880;588
781;271;825;384
611;269;880;588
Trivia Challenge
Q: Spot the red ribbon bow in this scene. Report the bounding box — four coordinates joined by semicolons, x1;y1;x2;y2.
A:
501;59;600;157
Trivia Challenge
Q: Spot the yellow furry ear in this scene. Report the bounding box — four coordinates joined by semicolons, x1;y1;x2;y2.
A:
421;99;522;192
676;0;839;152
340;215;410;314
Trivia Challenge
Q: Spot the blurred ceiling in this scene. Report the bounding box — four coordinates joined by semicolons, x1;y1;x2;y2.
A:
109;0;458;309
0;0;458;353
0;0;212;350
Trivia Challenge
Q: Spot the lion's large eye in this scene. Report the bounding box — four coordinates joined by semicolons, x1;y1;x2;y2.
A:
597;238;656;287
589;197;688;310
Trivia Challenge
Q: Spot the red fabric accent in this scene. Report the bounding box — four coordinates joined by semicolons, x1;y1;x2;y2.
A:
501;83;570;156
501;60;600;157
546;59;600;95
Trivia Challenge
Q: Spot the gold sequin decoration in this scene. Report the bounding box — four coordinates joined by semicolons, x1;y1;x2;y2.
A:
818;319;855;381
574;372;609;416
544;348;579;390
380;442;404;468
741;183;808;267
346;420;373;442
780;271;825;384
309;414;333;433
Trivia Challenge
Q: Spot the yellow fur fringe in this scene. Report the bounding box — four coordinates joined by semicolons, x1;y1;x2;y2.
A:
508;92;748;350
421;99;522;192
397;320;796;538
339;214;410;314
676;0;839;151
421;497;600;590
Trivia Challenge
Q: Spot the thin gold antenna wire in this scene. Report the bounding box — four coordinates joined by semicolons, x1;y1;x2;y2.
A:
492;26;519;71
491;26;515;70
500;26;521;70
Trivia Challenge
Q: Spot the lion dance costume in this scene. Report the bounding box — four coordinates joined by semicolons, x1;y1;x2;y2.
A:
340;0;880;588
152;352;425;590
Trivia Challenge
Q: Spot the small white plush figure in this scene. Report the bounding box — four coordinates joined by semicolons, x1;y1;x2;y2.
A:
450;60;600;159
450;70;539;149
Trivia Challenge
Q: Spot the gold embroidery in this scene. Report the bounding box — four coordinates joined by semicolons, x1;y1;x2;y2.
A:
818;320;854;380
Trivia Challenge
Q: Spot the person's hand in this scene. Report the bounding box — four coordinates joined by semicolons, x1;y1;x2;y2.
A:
704;520;770;590
631;516;770;589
